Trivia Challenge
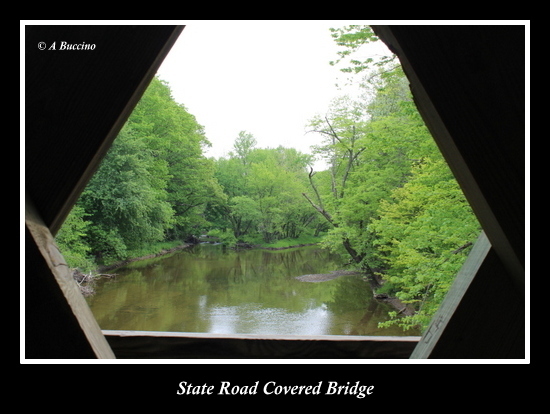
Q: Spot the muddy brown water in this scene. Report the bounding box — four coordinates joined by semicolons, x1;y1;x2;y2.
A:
86;244;420;336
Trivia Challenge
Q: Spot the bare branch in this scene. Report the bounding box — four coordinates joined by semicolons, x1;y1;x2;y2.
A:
451;241;473;254
325;116;346;147
302;192;335;225
307;167;324;209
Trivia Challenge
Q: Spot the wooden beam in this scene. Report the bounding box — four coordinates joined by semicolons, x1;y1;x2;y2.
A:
372;25;525;291
24;194;115;359
371;26;526;359
25;25;185;236
23;24;525;360
411;232;525;358
49;26;184;236
103;330;421;359
410;232;488;358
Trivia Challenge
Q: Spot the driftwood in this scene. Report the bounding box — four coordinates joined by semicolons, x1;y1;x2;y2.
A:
73;269;116;297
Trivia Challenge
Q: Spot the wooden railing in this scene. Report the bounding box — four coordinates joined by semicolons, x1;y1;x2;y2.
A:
103;330;421;359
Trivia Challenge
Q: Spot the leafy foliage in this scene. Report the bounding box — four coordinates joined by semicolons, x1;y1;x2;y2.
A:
58;77;218;264
126;77;219;239
371;158;480;329
56;28;482;334
329;25;398;75
301;27;482;330
78;123;174;261
54;205;94;271
208;132;318;244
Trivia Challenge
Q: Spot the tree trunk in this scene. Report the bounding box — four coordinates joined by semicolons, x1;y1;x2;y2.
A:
302;192;380;287
341;238;380;289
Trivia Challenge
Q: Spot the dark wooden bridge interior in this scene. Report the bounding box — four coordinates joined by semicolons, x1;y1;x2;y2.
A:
24;24;526;359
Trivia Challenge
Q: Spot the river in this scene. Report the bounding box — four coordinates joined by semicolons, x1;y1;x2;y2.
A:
86;243;420;336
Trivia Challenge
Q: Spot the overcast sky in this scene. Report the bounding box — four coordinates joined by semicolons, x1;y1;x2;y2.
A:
155;21;391;167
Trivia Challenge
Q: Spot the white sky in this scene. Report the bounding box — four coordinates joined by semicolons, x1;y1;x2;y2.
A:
155;21;391;167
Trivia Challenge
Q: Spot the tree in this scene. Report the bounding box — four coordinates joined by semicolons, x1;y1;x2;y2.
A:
54;205;93;271
303;25;482;331
303;86;418;282
232;131;257;164
329;25;398;76
208;133;317;244
304;129;372;273
371;158;481;330
127;77;219;239
59;76;221;263
78;124;174;261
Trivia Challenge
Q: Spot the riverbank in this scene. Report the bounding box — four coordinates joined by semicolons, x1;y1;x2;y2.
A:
248;234;323;250
241;242;319;251
76;243;195;296
94;238;319;272
96;243;193;272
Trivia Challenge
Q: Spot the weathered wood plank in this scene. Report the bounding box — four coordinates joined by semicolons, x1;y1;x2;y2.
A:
411;231;525;359
410;232;490;358
25;194;115;359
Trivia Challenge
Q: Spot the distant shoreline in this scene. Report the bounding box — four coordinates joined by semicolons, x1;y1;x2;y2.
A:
97;243;193;272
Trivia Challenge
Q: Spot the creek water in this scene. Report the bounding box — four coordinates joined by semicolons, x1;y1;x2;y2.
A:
86;243;419;336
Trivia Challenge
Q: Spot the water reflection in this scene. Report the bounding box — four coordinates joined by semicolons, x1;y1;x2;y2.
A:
86;244;419;336
202;302;333;336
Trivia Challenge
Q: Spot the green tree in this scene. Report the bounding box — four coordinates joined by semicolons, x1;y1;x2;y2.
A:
304;94;378;277
329;25;398;76
208;133;316;244
60;76;220;263
303;70;423;277
127;77;219;239
371;158;481;330
78;124;174;261
232;131;257;164
304;26;482;331
54;205;93;271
